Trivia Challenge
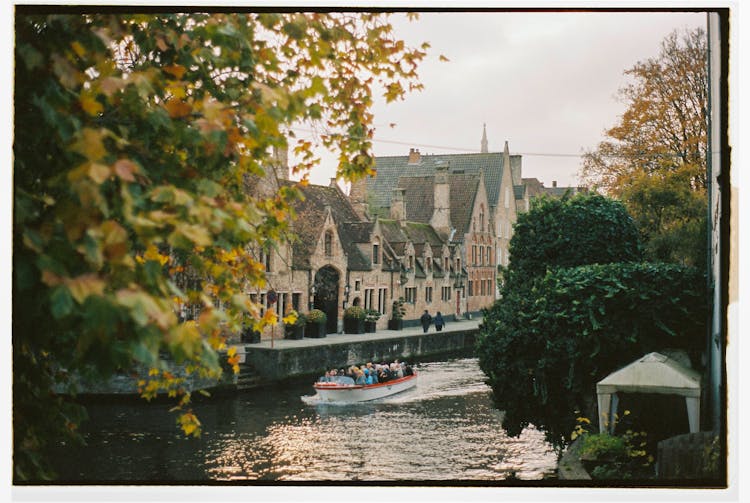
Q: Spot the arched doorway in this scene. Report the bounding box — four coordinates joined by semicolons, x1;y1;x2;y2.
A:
313;266;340;334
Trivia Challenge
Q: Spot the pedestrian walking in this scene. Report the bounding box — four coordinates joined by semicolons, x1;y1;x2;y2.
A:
434;311;444;331
420;310;432;333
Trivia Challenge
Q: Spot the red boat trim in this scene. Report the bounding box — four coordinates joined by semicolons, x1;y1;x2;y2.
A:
313;372;417;391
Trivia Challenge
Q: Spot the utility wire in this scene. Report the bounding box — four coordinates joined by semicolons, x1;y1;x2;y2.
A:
289;125;701;160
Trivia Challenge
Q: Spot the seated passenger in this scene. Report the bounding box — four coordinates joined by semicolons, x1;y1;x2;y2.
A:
364;368;373;385
355;369;366;385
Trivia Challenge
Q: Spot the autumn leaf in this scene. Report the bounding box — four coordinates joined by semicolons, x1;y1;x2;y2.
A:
70;128;107;162
80;94;103;116
65;274;106;303
113;159;140;182
164;98;192;118
163;64;186;79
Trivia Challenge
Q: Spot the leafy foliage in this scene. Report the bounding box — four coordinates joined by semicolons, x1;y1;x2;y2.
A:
507;193;643;285
391;297;406;320
306;309;327;325
477;193;705;451
343;306;366;320
581;27;707;267
14;12;428;480
477;262;706;451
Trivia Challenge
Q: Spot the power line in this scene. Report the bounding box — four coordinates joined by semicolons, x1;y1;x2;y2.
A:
288;126;701;160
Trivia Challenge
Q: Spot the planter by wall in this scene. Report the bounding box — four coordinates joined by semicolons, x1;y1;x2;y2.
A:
241;328;261;344
344;318;365;334
388;319;403;330
305;322;327;338
364;321;377;333
284;325;305;340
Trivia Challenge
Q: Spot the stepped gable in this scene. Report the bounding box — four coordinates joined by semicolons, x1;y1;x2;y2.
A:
370;151;521;211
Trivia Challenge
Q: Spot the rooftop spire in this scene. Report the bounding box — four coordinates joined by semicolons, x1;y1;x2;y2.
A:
480;123;488;153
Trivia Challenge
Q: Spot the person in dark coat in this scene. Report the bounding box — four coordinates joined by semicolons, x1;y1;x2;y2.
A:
434;311;444;331
420;310;432;333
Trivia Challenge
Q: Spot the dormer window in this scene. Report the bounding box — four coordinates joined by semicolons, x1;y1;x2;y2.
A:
324;230;333;256
372;237;380;265
408;255;414;270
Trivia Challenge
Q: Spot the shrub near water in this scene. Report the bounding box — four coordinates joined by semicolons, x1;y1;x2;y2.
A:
477;262;706;451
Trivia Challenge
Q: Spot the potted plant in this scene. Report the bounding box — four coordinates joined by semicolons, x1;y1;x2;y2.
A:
364;309;381;333
283;310;306;340
241;324;261;344
388;298;406;330
343;306;366;334
305;309;327;338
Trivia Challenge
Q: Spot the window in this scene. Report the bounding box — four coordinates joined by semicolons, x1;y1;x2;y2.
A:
292;293;301;312
480;279;486;296
378;288;387;314
487;246;493;266
441;286;452;301
409;255;414;270
472;246;477;266
364;288;374;309
355;280;361;292
480;207;485;232
444;256;449;270
426;257;432;273
259;248;271;272
324;230;333;256
480;247;484;266
373;238;380;265
468;281;473;297
405;287;417;304
456;257;461;271
425;286;433;304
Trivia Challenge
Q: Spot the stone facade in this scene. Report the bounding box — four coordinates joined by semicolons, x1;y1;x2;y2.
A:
242;126;584;340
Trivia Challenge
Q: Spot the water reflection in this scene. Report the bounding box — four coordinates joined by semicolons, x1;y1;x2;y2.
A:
53;358;557;482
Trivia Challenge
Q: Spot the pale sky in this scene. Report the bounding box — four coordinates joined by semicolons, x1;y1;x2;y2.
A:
296;10;707;189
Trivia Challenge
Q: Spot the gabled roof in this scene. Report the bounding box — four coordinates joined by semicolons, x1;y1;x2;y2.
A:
448;174;480;239
378;219;446;256
370;151;521;210
286;181;365;270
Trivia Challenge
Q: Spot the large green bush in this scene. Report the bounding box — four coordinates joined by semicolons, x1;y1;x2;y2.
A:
507;193;643;285
477;262;706;451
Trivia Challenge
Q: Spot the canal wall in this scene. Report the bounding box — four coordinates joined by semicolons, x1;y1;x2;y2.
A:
236;324;479;388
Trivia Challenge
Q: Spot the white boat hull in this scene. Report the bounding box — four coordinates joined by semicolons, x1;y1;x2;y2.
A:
313;374;417;403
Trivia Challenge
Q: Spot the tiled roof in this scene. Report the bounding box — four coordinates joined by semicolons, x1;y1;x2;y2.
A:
370;151;521;210
397;175;434;223
448;174;480;238
514;184;526;200
378;219;446;255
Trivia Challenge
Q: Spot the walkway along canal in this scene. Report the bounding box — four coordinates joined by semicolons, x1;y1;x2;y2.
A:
233;318;481;389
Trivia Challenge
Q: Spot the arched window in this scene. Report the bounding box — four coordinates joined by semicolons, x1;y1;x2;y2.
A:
324;230;333;256
487;246;493;266
479;205;485;232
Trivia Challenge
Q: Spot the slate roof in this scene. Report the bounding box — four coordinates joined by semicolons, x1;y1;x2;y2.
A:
286;181;370;270
379;219;446;252
370;152;522;210
448;174;480;239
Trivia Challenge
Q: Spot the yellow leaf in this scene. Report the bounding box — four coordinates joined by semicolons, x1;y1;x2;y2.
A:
88;163;111;184
71;41;86;58
148;368;160;376
71;128;107;162
80;94;103;116
65;273;106;303
227;347;237;358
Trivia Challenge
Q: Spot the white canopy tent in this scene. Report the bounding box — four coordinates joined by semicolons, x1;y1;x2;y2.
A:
596;352;702;434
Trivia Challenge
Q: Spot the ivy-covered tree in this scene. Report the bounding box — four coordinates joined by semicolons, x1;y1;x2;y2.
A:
505;193;643;286
14;11;429;480
477;194;706;452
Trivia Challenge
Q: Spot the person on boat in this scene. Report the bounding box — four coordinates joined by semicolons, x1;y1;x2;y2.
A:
420;310;432;333
378;365;391;382
403;363;414;376
354;369;366;385
364;368;374;385
434;311;444;332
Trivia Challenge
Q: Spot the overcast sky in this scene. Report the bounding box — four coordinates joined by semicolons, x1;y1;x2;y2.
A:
296;10;707;189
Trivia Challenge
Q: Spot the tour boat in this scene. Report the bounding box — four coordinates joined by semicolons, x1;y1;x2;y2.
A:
313;373;418;403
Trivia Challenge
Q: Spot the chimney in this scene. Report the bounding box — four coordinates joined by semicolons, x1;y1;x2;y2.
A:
430;162;451;237
408;148;421;165
272;144;289;181
349;175;370;220
390;188;406;223
552;180;557;188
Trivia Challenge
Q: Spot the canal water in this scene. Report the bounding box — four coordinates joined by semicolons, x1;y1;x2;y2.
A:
52;357;557;482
